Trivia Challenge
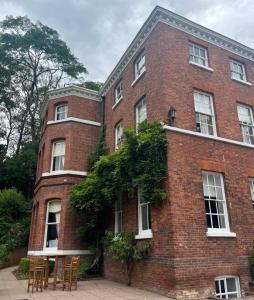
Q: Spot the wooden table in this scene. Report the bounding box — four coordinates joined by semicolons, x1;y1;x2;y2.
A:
45;255;67;289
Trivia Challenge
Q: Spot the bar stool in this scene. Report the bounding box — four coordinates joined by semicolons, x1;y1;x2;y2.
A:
62;256;80;291
27;257;47;293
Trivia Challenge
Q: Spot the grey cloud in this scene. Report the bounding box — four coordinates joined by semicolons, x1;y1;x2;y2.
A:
0;0;253;81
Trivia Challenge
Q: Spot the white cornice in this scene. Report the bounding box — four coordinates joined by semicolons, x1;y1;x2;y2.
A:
163;125;254;149
47;117;101;127
48;85;99;101
100;5;254;95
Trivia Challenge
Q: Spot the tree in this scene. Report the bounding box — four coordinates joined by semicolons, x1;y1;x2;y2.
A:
0;16;87;155
0;141;38;198
0;188;31;261
80;81;103;92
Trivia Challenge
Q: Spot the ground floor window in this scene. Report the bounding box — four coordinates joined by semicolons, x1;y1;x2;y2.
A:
115;194;123;234
215;276;241;299
138;189;152;236
45;200;61;249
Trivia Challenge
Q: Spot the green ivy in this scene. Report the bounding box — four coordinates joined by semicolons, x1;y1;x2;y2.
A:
70;121;168;244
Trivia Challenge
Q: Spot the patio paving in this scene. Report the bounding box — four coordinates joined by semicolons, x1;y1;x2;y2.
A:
0;266;171;300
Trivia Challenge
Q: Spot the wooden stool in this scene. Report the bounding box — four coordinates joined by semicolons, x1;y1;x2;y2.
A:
27;258;47;293
62;256;80;291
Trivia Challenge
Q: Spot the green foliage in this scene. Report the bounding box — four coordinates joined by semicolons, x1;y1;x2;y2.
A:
0;188;31;261
87;125;107;171
78;257;93;280
250;241;254;267
0;245;9;262
0;141;38;198
105;231;151;285
70;122;168;245
18;257;30;274
79;81;103;91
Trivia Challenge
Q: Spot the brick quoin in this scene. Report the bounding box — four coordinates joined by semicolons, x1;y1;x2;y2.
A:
29;6;254;299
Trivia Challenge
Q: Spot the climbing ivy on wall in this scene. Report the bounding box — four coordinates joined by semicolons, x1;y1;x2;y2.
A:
70;121;168;244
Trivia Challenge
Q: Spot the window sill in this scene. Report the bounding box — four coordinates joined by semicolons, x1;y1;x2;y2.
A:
131;69;146;87
112;96;123;110
206;230;236;238
135;231;153;240
231;77;252;86
189;61;214;72
42;170;87;177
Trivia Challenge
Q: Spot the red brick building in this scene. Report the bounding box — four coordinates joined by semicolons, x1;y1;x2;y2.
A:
29;6;254;299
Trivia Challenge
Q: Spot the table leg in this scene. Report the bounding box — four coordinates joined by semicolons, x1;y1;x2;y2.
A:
53;256;58;290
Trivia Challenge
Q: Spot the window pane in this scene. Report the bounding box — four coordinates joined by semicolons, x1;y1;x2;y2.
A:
227;278;237;293
141;204;149;230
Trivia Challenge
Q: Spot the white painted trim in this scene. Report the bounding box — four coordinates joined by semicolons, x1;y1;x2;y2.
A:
232;77;252;86
163;125;254;149
42;170;87;177
206;231;236;238
189;61;214;72
101;6;254;95
135;232;153;240
47;117;101;127
28;249;92;256
131;69;146;87
48;85;99;101
112;96;123;110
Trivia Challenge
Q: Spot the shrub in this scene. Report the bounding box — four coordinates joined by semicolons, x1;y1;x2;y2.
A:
78;258;93;280
18;257;30;274
105;231;151;286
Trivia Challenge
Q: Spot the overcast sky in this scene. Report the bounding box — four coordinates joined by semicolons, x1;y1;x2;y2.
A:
0;0;253;82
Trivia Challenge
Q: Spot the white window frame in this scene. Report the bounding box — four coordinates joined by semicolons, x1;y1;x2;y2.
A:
249;178;254;205
237;104;254;145
115;122;123;150
44;200;61;250
136;189;152;239
194;90;217;136
115;194;123;234
135;97;147;131
189;42;209;67
115;81;123;104
51;140;65;172
215;276;241;299
230;59;247;82
55;104;68;121
134;52;146;79
202;171;234;237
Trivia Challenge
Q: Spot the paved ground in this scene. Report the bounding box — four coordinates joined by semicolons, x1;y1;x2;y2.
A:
0;266;171;300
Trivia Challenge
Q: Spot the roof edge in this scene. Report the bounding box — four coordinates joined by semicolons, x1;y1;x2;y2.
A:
100;5;254;95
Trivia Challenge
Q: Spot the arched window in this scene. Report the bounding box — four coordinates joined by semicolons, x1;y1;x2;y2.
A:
44;200;61;249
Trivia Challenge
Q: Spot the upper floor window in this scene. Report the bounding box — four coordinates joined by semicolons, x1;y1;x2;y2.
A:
115;81;123;104
202;172;230;235
215;276;241;299
249;179;254;205
237;104;254;144
51;140;65;171
135;52;145;79
136;97;147;130
115;122;123;150
230;59;247;82
55;104;68;120
45;200;61;249
194;91;216;136
189;43;208;67
115;194;123;234
137;189;152;238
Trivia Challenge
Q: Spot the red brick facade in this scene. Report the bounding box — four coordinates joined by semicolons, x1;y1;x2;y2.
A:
29;6;254;299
